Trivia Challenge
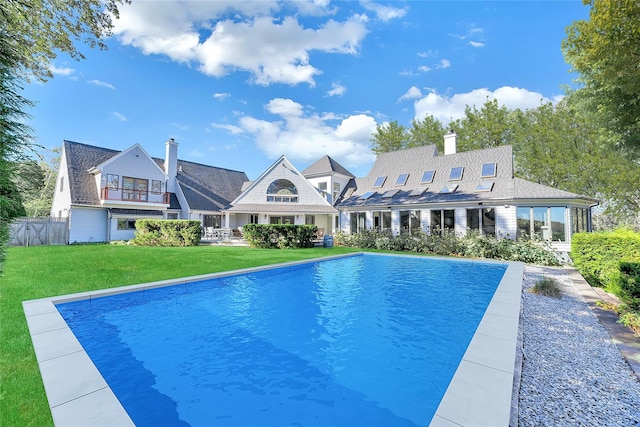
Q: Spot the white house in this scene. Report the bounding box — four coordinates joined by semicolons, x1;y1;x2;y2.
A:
51;139;247;243
334;132;597;252
225;155;339;236
52;133;596;250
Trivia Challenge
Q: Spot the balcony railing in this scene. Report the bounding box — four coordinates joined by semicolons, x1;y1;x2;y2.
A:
100;187;170;204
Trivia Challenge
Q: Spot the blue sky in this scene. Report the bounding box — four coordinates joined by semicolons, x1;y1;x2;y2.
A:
25;1;589;180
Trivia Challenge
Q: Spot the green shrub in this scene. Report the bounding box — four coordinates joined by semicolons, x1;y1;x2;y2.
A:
334;229;560;266
242;224;317;249
530;276;563;298
619;261;640;310
572;229;640;289
131;220;201;246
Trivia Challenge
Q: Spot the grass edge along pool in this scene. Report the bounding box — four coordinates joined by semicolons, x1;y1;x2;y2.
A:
24;255;522;425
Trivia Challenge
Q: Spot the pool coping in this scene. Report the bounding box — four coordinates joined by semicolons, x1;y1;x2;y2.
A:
23;253;524;427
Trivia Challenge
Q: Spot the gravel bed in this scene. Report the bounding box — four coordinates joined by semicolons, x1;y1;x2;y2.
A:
518;265;640;427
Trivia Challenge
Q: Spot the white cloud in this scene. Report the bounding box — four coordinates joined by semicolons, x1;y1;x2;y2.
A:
213;93;231;101
418;65;431;73
327;82;347;97
470;41;485;48
111;112;127;121
113;2;368;86
398;86;423;102
417;50;437;58
413;86;550;125
437;59;451;69
89;80;116;90
50;65;75;76
360;1;407;22
228;98;376;168
210;123;244;135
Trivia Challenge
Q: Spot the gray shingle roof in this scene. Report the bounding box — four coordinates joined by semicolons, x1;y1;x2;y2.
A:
301;155;356;178
64;140;119;205
63;140;246;211
173;160;248;211
337;144;596;207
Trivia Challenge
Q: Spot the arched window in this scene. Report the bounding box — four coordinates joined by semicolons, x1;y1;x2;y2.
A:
266;179;299;202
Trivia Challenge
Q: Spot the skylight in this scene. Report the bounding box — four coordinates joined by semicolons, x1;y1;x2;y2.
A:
475;181;494;192
373;176;386;188
440;184;458;194
358;191;375;200
410;187;427;197
382;189;399;198
481;163;497;178
449;167;464;181
395;173;409;186
420;170;435;184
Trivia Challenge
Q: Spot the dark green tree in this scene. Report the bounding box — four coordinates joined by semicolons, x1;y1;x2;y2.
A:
562;0;640;151
371;120;407;154
407;115;446;152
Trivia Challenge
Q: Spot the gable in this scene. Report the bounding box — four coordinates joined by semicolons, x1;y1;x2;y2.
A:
232;157;333;208
96;144;166;182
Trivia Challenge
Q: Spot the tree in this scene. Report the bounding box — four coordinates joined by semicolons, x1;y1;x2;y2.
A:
15;148;60;216
451;99;518;151
407;115;446;152
371;120;407;154
2;0;128;81
0;0;127;266
562;0;640;150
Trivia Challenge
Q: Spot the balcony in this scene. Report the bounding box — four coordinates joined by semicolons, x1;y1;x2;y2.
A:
100;187;170;206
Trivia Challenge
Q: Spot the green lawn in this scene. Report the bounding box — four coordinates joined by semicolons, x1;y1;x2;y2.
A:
0;244;357;427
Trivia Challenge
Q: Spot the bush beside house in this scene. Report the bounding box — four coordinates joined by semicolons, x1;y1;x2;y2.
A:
131;220;201;247
333;230;560;266
242;224;317;249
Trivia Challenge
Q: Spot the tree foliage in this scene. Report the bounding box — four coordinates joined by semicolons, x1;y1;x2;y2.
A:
0;0;126;270
2;0;128;80
562;0;640;150
451;99;518;151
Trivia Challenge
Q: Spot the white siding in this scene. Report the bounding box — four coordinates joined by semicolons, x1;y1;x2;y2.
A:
69;207;108;243
109;218;137;241
454;208;466;235
497;205;517;239
236;158;330;207
50;148;72;218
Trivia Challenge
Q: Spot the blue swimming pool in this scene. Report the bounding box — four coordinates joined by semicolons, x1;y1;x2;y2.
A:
57;253;507;427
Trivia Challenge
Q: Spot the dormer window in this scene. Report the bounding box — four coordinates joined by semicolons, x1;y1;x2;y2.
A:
420;170;435;184
373;176;386;188
358;191;375;200
440;184;458;194
382;189;399;198
395;173;409;186
410;187;427;197
481;163;497;178
475;181;494;192
449;167;464;181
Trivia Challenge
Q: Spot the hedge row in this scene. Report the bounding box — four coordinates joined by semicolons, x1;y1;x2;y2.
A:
333;230;560;266
131;220;201;246
242;224;318;249
571;229;640;289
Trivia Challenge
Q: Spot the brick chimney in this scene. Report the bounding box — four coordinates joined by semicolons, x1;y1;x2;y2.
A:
444;131;457;155
165;138;178;192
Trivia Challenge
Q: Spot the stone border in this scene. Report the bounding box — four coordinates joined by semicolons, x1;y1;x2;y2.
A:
23;253;523;427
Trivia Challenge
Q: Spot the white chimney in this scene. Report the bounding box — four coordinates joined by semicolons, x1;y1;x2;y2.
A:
444;131;457;155
165;138;178;192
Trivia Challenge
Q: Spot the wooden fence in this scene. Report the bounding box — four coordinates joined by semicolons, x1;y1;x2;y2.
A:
9;217;68;246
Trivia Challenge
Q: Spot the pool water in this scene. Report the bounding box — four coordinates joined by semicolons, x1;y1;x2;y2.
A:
57;254;506;427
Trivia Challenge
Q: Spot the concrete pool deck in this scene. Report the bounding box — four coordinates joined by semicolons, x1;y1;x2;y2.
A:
23;253;524;427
